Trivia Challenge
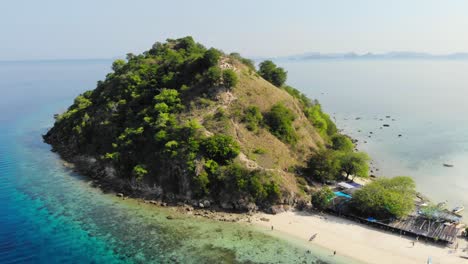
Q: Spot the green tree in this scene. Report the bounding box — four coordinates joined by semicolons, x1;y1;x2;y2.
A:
258;60;287;87
217;164;281;205
243;106;263;132
174;36;196;50
338;151;370;181
201;134;240;164
306;149;341;182
264;181;281;203
352;176;416;218
202;48;222;68
265;103;297;144
222;69;238;88
205;66;222;85
112;59;126;73
331;134;354;152
193;171;210;196
154;89;184;112
132;164;148;181
304;103;337;137
204;159;219;174
312;186;335;210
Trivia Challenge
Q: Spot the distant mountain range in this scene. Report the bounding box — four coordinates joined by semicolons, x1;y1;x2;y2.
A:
270;52;468;61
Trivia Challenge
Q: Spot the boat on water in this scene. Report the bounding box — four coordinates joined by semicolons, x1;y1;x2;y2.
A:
443;163;454;167
452;206;464;214
309;233;318;241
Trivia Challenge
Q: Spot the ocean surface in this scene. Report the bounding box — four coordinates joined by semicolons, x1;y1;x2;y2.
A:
282;59;468;218
0;61;352;264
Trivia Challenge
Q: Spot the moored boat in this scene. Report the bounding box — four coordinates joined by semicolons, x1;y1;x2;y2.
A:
452;206;464;214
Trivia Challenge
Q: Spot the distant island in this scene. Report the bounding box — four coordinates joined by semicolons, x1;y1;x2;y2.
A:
269;51;468;61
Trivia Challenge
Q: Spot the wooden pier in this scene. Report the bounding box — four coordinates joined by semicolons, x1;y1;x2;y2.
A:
389;216;460;243
327;196;462;244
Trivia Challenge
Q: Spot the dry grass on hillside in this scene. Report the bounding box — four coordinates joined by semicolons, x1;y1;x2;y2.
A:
181;57;325;197
229;63;324;165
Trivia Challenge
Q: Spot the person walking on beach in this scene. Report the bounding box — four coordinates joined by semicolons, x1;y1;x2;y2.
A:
333;251;336;256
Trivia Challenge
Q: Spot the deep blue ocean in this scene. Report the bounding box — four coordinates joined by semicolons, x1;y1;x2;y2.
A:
0;61;349;264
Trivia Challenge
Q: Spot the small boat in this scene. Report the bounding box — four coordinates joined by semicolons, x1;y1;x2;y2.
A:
443;163;454;167
309;233;318;241
452;206;464;214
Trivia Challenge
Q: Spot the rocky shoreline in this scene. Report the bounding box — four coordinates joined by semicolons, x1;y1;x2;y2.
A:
51;142;301;221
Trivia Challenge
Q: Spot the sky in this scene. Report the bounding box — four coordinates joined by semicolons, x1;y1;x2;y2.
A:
2;0;468;60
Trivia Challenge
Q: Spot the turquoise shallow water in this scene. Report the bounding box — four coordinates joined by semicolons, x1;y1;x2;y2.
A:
0;61;354;263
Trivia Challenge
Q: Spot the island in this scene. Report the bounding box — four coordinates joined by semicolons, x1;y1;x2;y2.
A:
43;37;465;264
44;36;345;212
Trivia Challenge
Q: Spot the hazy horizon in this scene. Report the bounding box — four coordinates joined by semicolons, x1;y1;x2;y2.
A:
2;0;468;61
3;50;468;63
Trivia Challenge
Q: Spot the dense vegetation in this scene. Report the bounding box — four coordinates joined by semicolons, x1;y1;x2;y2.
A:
281;85;337;138
265;103;298;145
44;36;384;213
311;186;335;210
46;37;280;206
242;106;263;133
331;134;354;152
306;148;370;183
306;149;341;183
45;36;341;210
351;177;416;218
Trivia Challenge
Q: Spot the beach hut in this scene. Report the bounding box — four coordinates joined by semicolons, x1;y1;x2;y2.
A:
348;182;363;188
337;182;355;190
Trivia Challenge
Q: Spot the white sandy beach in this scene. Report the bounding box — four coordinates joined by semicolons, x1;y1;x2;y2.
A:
252;211;467;264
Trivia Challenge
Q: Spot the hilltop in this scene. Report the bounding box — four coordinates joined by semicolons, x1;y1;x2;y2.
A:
43;37;342;212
